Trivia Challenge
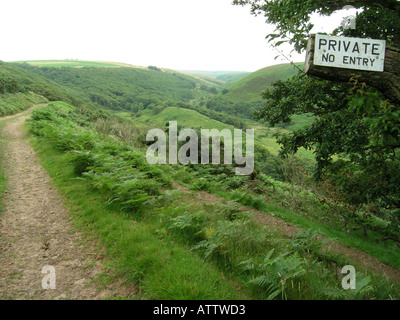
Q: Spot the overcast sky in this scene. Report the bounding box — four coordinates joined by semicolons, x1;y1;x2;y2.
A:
1;0;356;71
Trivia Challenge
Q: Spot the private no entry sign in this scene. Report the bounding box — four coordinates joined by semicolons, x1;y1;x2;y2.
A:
314;34;386;72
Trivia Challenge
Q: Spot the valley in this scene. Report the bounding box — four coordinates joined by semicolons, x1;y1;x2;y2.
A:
0;59;399;300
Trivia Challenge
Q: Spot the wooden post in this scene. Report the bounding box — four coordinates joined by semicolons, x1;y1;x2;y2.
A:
305;34;400;105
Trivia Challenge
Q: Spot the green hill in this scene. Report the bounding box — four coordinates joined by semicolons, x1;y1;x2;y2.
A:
0;92;47;116
204;62;304;119
225;62;304;102
180;70;251;85
0;61;86;105
12;61;224;113
134;106;234;131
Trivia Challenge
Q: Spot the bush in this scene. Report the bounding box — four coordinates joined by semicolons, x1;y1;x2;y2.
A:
67;151;100;176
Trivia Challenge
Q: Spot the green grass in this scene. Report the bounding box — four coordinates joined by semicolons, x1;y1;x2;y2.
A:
29;138;249;300
0;92;47;116
225;62;304;103
31;135;398;300
133;106;316;162
25;102;399;299
214;189;400;271
135;106;235;131
0;120;6;212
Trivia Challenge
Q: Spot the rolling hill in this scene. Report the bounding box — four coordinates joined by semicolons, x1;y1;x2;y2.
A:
11;60;225;113
224;62;304;102
180;70;251;86
203;62;307;123
0;60;86;105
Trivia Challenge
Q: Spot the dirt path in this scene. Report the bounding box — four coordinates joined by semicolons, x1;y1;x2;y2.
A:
0;108;132;300
174;183;400;283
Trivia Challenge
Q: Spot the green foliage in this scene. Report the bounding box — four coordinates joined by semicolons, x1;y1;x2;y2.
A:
30;142;245;299
67;151;100;176
29;102;169;214
0;75;23;94
0;61;85;105
240;249;307;300
255;70;400;241
338;5;400;47
204;63;305;120
233;0;400;52
26;99;400;300
14;63;217;112
0;92;47;117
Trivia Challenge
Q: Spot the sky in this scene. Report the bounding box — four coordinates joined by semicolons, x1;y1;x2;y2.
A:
1;0;357;72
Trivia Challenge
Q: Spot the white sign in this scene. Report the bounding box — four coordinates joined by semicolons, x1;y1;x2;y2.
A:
314;34;386;72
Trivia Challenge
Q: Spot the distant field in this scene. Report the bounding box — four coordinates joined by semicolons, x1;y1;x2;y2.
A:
8;60;144;69
134;107;234;131
180;70;251;85
132;106;315;161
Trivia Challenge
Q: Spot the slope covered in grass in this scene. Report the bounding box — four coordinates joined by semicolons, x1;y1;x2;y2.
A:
0;61;86;105
135;106;234;131
25;102;400;299
0;92;47;116
225;62;303;102
181;70;251;86
204;63;307;121
12;61;223;113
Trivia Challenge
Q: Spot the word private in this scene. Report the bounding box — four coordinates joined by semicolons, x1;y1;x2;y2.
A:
314;34;386;72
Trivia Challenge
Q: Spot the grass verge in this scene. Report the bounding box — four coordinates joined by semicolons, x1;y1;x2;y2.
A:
0;119;8;212
29;139;249;300
217;189;400;270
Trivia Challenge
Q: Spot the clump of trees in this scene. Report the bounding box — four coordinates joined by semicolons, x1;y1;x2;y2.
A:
0;75;23;94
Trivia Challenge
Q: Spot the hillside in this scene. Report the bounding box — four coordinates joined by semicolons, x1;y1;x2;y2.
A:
224;62;303;102
204;62;307;122
134;107;235;131
9;60;145;68
11;61;223;113
180;70;251;85
2;101;398;301
0;92;47;116
0;61;86;105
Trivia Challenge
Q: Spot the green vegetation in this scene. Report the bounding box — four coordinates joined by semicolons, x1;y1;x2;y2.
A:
225;63;303;102
24;102;399;299
31;150;245;299
0;120;6;213
13;62;221;113
1;43;399;299
204;63;305;120
236;1;400;248
181;70;251;85
0;92;47;116
0;61;85;105
135;107;235;131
